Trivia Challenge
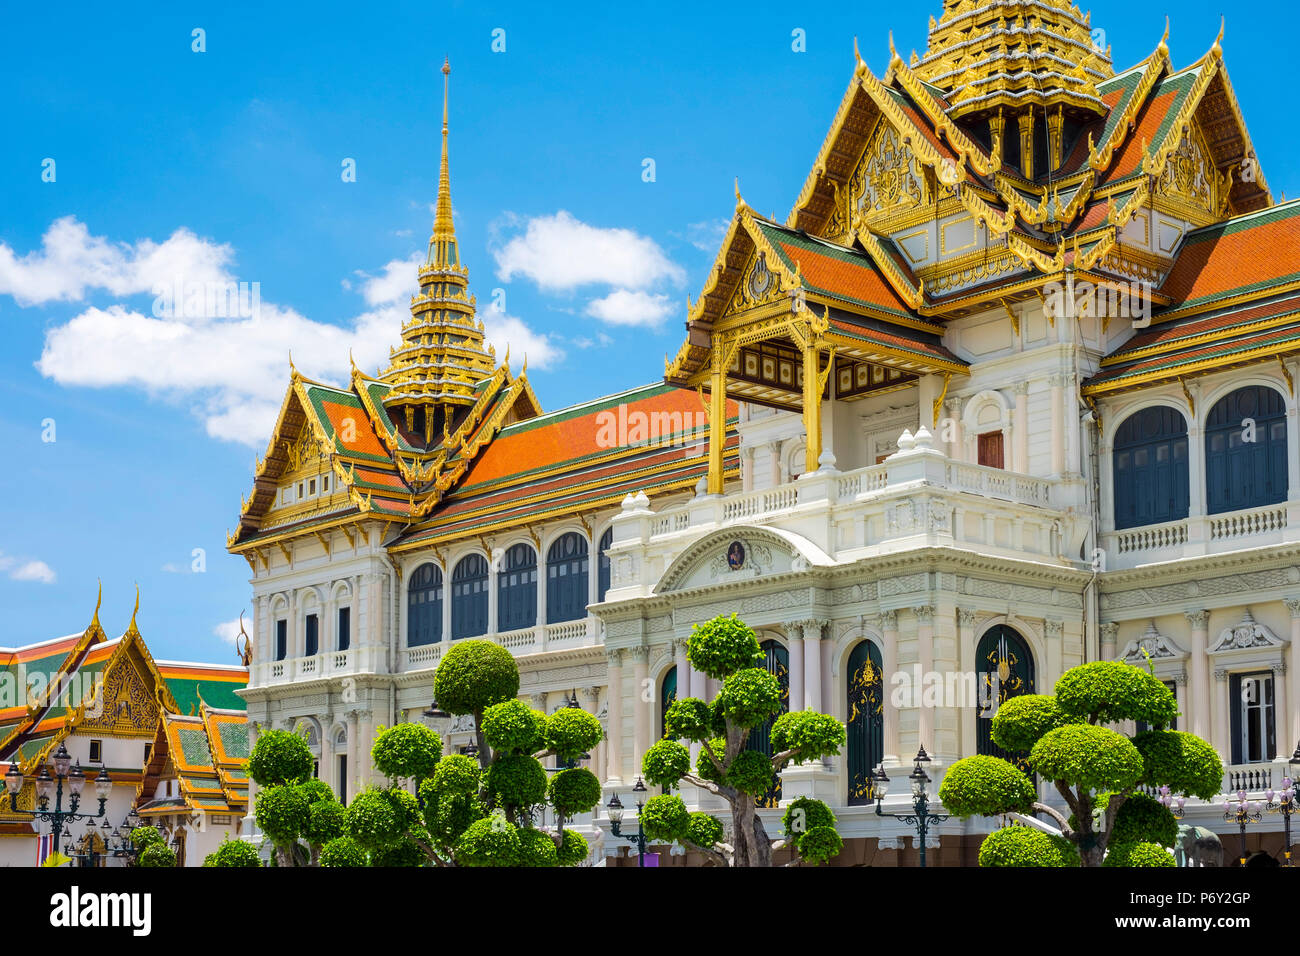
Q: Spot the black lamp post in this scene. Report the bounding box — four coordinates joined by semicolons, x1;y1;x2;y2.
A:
5;745;112;856
1262;744;1300;867
873;746;949;868
1223;790;1263;866
607;777;649;867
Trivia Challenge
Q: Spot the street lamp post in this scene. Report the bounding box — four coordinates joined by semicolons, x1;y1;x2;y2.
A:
606;777;649;867
1156;785;1186;819
873;746;949;868
1262;745;1300;866
1223;790;1263;866
4;744;113;856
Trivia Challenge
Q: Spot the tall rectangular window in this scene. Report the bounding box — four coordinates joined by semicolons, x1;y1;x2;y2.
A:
275;619;288;661
337;607;351;651
305;614;319;657
1230;671;1276;764
337;755;348;806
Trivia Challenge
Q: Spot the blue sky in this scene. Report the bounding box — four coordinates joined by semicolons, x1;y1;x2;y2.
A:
0;0;1292;661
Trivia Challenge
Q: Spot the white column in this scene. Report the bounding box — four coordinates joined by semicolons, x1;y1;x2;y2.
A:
913;606;935;751
1049;374;1066;477
1014;381;1030;472
630;646;649;771
957;608;978;758
1187;610;1210;741
1211;669;1229;763
803;622;823;713
1287;601;1300;757
820;638;833;718
346;711;359;804
768;442;782;488
741;447;755;492
581;687;601;777
487;552;499;636
673;639;690;701
1100;621;1118;662
881;610;900;764
786;623;805;712
605;650;624;785
1272;663;1289;761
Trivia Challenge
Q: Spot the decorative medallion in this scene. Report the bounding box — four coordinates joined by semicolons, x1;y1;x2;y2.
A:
726;540;746;571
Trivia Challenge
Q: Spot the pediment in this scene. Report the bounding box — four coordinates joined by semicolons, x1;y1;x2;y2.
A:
1119;621;1187;665
1208;609;1285;654
655;526;827;594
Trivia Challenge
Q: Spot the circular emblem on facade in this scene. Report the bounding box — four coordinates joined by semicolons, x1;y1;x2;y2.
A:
746;252;772;301
727;540;746;570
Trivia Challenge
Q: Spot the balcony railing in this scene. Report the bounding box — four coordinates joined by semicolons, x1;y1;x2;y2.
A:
1102;500;1297;568
254;646;372;687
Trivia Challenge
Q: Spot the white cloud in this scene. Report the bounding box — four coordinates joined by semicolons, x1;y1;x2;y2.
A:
484;314;565;370
213;617;248;646
586;289;675;328
355;253;421;306
0;553;56;584
492;211;685;292
681;218;729;252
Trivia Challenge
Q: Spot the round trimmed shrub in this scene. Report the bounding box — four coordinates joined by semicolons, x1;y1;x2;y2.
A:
715;668;782;728
978;825;1078;867
306;798;347;846
798;826;843;865
130;826;165;850
247;728;314;787
725;749;775;795
203;839;262;867
549;767;602;816
991;695;1074;752
137;843;177;867
640;794;690;843
255;784;311;845
782;797;836;845
297;778;335;805
686;813;723;850
546;707;603;761
642;738;691;788
370;839;425;867
518;827;560;867
319;836;368;867
372;722;443;780
686;614;762;679
1104;841;1175;867
456;814;521;867
431;754;480;795
485;754;548;807
1111;792;1179;848
345;787;411;848
557;828;589;866
664;697;713;742
770;710;846;762
1132;730;1224;800
482;699;547;755
695;738;727;784
1055;661;1178;726
939;755;1036;817
433;639;519;715
1030;723;1144;793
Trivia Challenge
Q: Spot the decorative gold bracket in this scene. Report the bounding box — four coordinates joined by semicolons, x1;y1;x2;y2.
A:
1279;355;1295;397
1179;377;1196;418
932;372;952;428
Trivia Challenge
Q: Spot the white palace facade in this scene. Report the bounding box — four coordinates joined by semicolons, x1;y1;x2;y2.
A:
229;7;1300;864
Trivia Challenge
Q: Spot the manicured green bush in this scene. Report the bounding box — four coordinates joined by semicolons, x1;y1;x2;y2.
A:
433;639;519;715
1029;724;1144;793
485;753;548;807
137;843;177;868
318;836;368;867
456;814;521;867
640;793;690;843
686;614;762;679
770;710;846;762
642;738;691;788
546;707;603;761
203;839;262;867
978;826;1078;867
548;767;602;816
482;699;547;755
715;667;783;728
1132;730;1225;800
1104;841;1176;867
991;694;1074;752
1054;661;1178;727
372;722;443;780
247;728;314;787
557;828;589;866
939;755;1036;817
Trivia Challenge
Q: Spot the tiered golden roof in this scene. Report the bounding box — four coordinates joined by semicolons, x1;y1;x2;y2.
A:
380;58;496;446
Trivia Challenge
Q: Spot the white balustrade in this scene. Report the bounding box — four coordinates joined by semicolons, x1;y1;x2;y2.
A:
1209;504;1287;541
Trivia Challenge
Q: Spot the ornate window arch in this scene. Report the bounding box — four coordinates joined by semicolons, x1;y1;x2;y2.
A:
846;640;884;806
408;563;443;646
1205;385;1288;514
975;625;1036;773
451;554;489;639
659;665;677;740
496;543;537;632
546;532;589;624
1112;405;1190;529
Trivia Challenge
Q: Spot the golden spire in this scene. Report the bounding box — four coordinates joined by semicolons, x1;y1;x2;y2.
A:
429;57;458;269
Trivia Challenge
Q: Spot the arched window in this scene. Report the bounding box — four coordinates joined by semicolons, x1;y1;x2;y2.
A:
597;528;613;603
496;544;537;632
747;639;790;808
1112;406;1189;529
976;626;1035;773
1206;385;1288;514
451;554;489;639
846;640;884;806
407;563;443;646
659;666;677;739
546;533;589;624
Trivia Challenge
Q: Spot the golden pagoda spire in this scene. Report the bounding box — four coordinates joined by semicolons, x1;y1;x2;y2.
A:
429;57;458;269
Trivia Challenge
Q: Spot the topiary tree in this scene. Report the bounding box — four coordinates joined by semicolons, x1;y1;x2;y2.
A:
638;614;847;867
938;660;1223;867
248;725;349;866
339;638;605;866
137;843;177;867
204;838;263;867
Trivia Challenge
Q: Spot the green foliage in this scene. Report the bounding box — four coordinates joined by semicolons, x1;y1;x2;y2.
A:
663;697;713;742
991;695;1075;752
297;778;335;804
345;787;417;849
715;667;782;728
430;754;480;795
548;768;602;816
485;753;548;807
319;836;368;867
1054;661;1179;727
545;707;604;761
130;825;165;850
686;614;762;680
686;812;723;849
1111;792;1179;848
433;639;520;715
255;784;311;845
939;755;1036;817
770;710;846;762
517;827;560;867
797;827;843;866
782;797;835;843
1104;841;1175;867
372;722;443;780
422;784;486;847
370;839;426;867
978;826;1079;867
725;749;776;795
640;793;690;843
695;738;727;784
137;843;177;868
456;814;521;867
247;729;314;787
306;798;347;847
557;828;589;866
1132;730;1225;801
642;738;691;788
203;839;262;867
1030;724;1144;793
482;699;547;755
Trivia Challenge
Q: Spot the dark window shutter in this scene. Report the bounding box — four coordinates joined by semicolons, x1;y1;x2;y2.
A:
1229;673;1242;764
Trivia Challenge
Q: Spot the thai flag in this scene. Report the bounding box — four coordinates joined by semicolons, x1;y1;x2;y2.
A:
36;833;53;866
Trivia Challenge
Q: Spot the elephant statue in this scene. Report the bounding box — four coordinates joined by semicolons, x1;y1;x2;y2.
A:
1175;825;1223;867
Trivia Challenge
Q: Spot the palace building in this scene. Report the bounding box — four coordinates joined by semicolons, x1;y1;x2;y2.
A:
229;3;1300;864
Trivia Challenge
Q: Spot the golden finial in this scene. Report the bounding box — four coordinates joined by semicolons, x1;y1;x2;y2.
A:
288;351;298;379
1159;16;1170;52
503;343;510;371
734;176;743;206
853;35;862;66
92;579;102;626
429;56;458;268
130;584;140;633
1213;16;1224;53
521;353;528;374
